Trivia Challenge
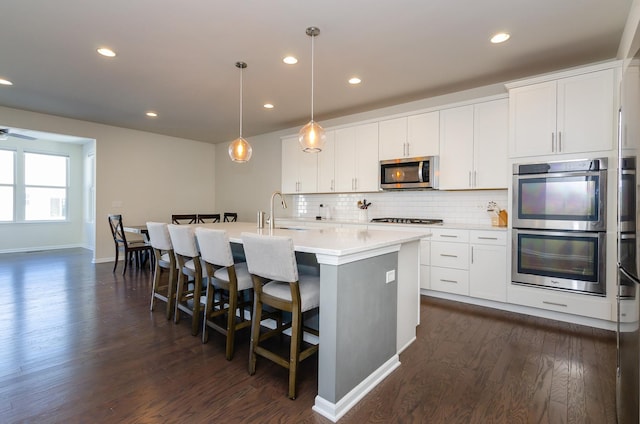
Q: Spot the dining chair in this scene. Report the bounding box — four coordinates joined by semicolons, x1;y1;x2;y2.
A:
241;232;320;399
167;224;207;336
146;222;177;320
223;212;238;222
195;228;253;360
108;214;152;275
171;214;197;225
197;214;221;223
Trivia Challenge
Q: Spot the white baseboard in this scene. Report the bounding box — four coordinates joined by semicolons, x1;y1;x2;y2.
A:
0;244;86;254
312;354;400;422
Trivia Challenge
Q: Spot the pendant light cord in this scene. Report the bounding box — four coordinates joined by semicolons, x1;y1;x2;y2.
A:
239;65;243;138
311;32;315;122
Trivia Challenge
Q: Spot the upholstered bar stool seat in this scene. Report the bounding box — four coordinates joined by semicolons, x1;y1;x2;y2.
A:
241;232;320;399
146;222;178;320
196;228;253;360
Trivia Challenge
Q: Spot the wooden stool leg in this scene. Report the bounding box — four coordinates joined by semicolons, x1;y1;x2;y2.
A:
249;297;263;375
225;290;238;360
202;283;215;344
190;274;202;336
288;308;302;399
165;266;176;320
174;271;185;324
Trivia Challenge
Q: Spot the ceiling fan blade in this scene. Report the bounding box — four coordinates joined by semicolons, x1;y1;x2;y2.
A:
9;132;37;141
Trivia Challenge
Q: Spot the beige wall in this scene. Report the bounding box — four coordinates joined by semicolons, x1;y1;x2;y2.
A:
0;106;216;262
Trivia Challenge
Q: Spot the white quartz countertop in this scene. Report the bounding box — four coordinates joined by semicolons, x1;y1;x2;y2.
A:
189;222;424;258
275;217;508;232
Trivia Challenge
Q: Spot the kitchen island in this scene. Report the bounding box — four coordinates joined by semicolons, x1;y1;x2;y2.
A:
190;222;425;422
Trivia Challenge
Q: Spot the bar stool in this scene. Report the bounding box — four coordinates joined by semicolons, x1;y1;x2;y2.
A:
196;227;253;360
167;224;207;336
146;222;177;320
241;232;320;399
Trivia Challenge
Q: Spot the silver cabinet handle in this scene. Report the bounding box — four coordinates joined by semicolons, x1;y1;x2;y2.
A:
551;133;555;152
406;142;410;157
440;234;458;238
330;179;334;191
440;279;458;284
478;236;498;240
440;254;458;258
471;246;474;264
543;301;568;308
558;131;562;152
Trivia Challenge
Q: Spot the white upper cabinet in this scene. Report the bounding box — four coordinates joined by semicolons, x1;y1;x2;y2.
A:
473;99;509;189
317;130;336;193
378;111;439;160
508;68;615;157
281;135;318;193
438;98;508;190
335;122;379;192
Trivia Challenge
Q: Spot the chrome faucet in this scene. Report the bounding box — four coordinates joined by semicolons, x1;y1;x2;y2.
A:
269;190;287;230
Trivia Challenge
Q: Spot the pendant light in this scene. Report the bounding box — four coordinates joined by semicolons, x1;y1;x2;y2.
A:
298;26;326;153
228;61;252;163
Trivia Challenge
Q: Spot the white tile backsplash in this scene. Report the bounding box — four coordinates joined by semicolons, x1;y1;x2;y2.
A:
285;190;508;226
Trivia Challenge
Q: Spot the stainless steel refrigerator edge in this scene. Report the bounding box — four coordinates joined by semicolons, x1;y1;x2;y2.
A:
617;49;640;423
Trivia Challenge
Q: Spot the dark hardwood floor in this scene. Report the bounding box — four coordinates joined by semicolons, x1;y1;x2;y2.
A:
0;248;616;423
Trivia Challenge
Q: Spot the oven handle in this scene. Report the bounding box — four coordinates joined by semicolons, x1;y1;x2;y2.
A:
514;170;604;179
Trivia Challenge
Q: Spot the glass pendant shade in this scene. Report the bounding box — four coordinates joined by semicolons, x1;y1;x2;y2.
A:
229;136;252;162
228;61;252;163
298;120;326;153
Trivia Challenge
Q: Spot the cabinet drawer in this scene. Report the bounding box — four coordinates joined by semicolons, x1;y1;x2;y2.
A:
507;283;612;320
431;242;469;269
430;228;469;243
420;265;430;289
431;267;469;296
420;239;430;265
469;230;507;245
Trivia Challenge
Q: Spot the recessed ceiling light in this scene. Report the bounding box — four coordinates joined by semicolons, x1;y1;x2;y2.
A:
263;103;274;109
348;77;362;85
0;78;13;86
283;56;298;65
490;32;510;44
97;47;116;57
145;111;158;118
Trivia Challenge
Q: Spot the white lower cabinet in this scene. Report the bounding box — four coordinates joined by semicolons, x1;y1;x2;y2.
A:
469;230;507;302
507;283;612;321
431;266;469;296
430;228;470;296
419;239;430;289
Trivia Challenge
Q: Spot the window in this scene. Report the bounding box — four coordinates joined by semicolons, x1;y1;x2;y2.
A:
0;149;70;222
0;150;15;221
24;153;68;220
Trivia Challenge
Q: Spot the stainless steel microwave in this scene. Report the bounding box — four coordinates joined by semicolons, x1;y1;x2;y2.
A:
380;156;439;190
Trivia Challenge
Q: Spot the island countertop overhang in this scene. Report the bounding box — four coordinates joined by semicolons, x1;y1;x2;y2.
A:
192;222;426;262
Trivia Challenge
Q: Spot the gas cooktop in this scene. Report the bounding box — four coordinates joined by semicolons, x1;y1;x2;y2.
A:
370;217;444;225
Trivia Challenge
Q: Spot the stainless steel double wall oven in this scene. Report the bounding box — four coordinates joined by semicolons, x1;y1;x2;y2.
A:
511;158;608;296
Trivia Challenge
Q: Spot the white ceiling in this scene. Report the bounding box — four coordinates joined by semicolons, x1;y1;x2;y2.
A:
0;1;633;144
